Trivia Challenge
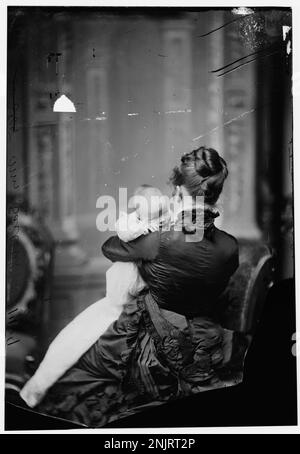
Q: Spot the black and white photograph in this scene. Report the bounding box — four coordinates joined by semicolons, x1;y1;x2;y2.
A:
3;3;298;433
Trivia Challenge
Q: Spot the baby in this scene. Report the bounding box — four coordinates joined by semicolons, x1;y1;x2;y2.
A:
116;184;170;241
20;185;170;408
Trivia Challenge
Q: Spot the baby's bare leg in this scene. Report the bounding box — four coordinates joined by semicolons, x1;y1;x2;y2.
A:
20;261;144;408
19;296;123;408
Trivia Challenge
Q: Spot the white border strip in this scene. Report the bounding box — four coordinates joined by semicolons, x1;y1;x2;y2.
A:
0;0;299;434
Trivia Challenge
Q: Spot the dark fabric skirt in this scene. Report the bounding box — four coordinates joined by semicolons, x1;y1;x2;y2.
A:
37;293;241;428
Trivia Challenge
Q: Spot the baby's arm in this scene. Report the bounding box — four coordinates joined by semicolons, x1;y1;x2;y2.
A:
115;211;149;242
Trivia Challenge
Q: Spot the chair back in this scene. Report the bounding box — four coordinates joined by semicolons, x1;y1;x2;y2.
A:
217;243;274;333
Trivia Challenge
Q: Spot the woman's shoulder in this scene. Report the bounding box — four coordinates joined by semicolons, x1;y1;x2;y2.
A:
213;227;239;259
214;227;238;245
160;225;238;249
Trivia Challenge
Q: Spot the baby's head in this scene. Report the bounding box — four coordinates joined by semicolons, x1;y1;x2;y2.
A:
131;184;169;223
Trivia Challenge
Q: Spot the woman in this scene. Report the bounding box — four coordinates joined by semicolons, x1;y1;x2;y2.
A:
22;146;239;427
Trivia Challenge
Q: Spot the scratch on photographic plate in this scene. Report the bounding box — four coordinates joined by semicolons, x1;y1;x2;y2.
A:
165;109;192;114
216;49;281;78
197;8;254;38
282;26;292;55
192;108;256;141
232;7;254;16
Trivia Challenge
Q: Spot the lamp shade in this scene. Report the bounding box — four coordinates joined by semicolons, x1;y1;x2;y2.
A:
53;94;76;113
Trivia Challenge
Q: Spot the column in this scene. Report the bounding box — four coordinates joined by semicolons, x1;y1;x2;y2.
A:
26;15;109;343
161;18;194;170
219;21;261;239
27;15;87;268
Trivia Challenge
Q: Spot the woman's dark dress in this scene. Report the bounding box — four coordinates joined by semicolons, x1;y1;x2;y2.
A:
37;223;239;427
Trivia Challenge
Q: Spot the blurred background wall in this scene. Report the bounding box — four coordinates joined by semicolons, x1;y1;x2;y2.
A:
7;7;293;345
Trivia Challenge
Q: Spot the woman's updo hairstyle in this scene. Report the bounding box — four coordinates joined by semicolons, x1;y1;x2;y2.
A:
170;146;228;205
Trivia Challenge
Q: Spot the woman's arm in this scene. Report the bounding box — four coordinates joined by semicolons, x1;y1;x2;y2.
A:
102;232;160;263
